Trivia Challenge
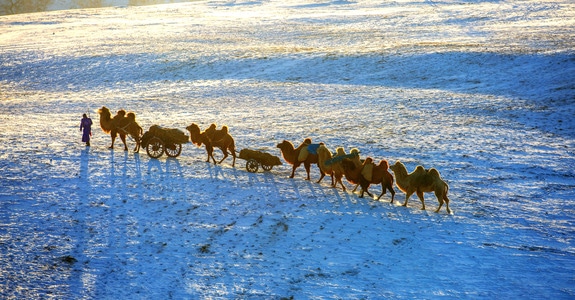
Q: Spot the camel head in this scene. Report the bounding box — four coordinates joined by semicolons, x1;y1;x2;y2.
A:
97;106;113;133
276;140;293;150
186;123;203;146
390;160;407;175
97;106;111;117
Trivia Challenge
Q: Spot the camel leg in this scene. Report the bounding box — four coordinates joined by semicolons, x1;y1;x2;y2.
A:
377;188;385;201
416;191;426;210
378;183;395;203
318;167;325;182
352;184;359;193
316;172;326;184
231;149;236;167
359;188;373;199
338;181;347;192
442;194;452;214
435;201;443;213
109;131;117;149
333;173;346;192
119;133;128;151
434;190;444;213
133;136;140;153
303;162;311;180
217;147;228;164
206;145;216;164
376;182;386;201
402;191;414;207
289;163;300;178
363;185;374;199
336;174;347;192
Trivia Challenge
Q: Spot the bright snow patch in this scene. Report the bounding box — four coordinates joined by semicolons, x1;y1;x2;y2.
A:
1;0;574;298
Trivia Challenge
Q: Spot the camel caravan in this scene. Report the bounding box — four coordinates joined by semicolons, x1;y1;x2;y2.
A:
96;106;451;214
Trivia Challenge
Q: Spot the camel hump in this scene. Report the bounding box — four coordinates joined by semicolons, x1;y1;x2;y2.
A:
427;168;441;179
414;165;427;174
335;147;346;157
127;112;136;120
205;124;217;135
221;125;228;134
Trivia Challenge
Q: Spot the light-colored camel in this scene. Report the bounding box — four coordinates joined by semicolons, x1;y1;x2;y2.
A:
316;144;348;191
276;139;323;180
186;123;236;167
389;160;451;214
97;106;142;152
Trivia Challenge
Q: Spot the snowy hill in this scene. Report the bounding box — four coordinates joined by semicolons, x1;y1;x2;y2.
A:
1;0;574;298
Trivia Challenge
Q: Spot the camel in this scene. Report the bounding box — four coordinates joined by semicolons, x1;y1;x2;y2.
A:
276;138;323;180
389;160;451;214
186;123;236;167
97;106;142;152
316;145;348;191
341;156;395;201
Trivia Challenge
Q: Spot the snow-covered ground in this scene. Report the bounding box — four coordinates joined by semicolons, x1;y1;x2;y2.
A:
1;0;575;298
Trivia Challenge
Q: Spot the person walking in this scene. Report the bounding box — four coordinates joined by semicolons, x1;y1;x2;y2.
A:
80;113;92;146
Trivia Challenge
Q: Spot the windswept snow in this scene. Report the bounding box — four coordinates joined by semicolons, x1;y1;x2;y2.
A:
1;0;574;299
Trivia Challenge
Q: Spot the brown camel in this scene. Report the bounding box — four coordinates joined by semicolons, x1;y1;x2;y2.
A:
341;156;395;201
186;123;236;167
389;160;451;214
276;139;323;180
97;106;142;152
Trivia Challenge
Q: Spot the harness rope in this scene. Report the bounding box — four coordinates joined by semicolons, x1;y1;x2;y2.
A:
116;121;141;142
